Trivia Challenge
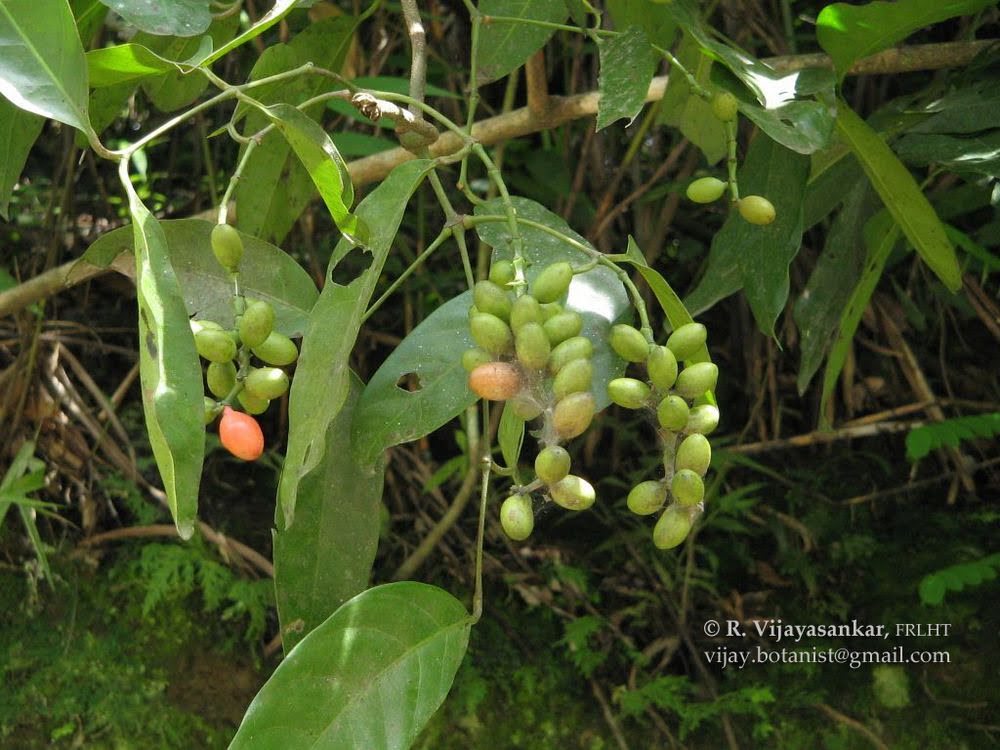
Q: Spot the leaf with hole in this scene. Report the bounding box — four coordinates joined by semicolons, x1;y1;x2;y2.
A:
229;582;471;750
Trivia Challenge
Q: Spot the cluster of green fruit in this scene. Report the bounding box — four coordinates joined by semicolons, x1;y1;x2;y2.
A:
605;321;719;549
196;224;299;461
684;92;776;227
462;260;601;541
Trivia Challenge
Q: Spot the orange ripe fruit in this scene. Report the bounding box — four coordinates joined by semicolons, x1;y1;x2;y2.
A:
219;406;264;461
468;361;521;401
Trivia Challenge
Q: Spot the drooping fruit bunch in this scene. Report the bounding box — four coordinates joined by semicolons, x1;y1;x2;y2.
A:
605;321;720;549
463;260;600;541
197;223;300;460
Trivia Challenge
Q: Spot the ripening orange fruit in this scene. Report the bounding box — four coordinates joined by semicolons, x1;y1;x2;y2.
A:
468;361;522;401
219;406;264;461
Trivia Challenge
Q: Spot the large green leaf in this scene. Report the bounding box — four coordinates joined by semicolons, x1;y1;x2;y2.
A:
685;137;810;335
81;219;318;336
596;25;656;131
0;0;92;134
658;33;725;164
265;103;366;245
278;160;432;530
793;182;877;394
97;0;210;37
122;174;205;540
473;196;631;409
820;211;900;413
836;100;962;292
87;43;188;88
201;0;299;67
0;100;43;220
229;582;471;750
817;0;996;80
737;98;836;155
235;16;356;243
352;291;478;468
273;374;384;653
802;145;863;230
909;79;1000;135
895;130;1000;178
476;0;567;85
606;0;677;46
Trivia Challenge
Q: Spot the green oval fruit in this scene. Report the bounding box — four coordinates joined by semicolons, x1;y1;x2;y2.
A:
552;392;596;439
711;91;739;122
540;302;563;322
245;367;290;400
738;195;776;226
675;362;719;400
470;313;514;356
237;389;269;415
672;469;705;507
675;434;711;476
462;348;493;373
686;176;727;204
609;324;649;362
510;294;543;332
510;394;544;421
657;395;690;432
665;322;707;361
500;495;534;540
211;223;244;272
530;262;573;304
647;346;678;391
653;505;693;550
469;361;521;401
627;480;667;516
203;396;220;425
473;280;512;321
549;336;594;374
543;311;583;346
252;331;298;366
206;360;237;398
607;378;651;409
195;328;237;363
515;322;551;370
686;404;720;435
535;445;571;485
549;474;596;511
553;357;593;400
489;260;515;287
238;300;275;348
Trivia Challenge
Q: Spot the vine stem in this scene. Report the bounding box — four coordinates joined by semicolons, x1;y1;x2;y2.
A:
471;453;491;622
472;144;526;293
217;139;257;225
362;226;454;322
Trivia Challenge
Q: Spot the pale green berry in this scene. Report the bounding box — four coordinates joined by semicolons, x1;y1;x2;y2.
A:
515;322;551;370
672;469;705;507
489;260;515;287
548;336;594;374
548;474;596;511
675;433;711;476
738;195;776;226
686;404;720;435
470;313;514;356
711;91;739;122
657;395;690;432
686;177;727;204
552;357;593;400
607;378;651;409
510;294;543;332
609;324;649;362
473;280;512;321
675;362;719;400
647;346;678;391
552;392;596;439
627;480;667;516
500;495;534;541
535;445;571;485
531;262;573;304
653;504;693;549
665;323;707;361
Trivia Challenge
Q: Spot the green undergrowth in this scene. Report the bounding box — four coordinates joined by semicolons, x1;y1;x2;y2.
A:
0;541;269;749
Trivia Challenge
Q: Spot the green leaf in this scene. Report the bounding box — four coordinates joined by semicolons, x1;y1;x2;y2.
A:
905;413;1000;461
72;0;109;47
87;43;185;87
137;14;239;112
476;0;567;85
473;196;630;409
499;402;526;474
122;175;205;540
202;0;299;67
836;100;962;292
820;211;900;414
0;441;39;528
794;182;877;394
80;219;318;336
802;145;863;230
278;160;432;529
918;554;1000;606
909;79;1000;135
606;0;677;46
685;136;810;335
234;16;357;243
658;33;725;164
816;0;996;80
0;0;92;134
895;129;1000;178
265;103;367;246
229;582;471;750
0;100;43;220
331;132;396;157
738;99;836;155
351;291;478;468
273;373;384;653
97;0;210;37
596;25;656;131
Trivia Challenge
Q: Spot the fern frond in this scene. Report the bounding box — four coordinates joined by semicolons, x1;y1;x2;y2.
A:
905;412;1000;461
919;553;1000;605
